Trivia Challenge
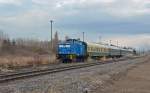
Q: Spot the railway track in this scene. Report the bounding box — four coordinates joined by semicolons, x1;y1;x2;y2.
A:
0;56;140;83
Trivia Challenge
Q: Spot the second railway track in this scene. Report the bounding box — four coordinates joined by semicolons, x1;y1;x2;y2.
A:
0;56;140;83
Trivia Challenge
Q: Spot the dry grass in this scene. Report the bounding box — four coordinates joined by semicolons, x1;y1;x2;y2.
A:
0;54;56;69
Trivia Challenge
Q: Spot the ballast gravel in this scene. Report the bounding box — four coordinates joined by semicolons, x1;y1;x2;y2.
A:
0;56;148;93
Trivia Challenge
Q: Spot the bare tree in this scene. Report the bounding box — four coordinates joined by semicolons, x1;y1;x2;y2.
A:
0;31;53;55
53;31;59;53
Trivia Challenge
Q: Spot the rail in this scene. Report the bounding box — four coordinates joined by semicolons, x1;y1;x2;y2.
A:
0;56;141;83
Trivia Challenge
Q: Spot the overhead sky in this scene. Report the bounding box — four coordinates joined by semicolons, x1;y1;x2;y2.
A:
0;0;150;50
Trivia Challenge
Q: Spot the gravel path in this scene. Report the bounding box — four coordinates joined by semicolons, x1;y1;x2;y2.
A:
98;55;150;93
0;56;148;93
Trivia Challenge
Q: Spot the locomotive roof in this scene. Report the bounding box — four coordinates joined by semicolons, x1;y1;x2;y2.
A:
59;39;86;45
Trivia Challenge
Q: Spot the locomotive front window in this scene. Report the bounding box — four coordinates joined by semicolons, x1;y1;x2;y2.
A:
59;45;70;48
59;45;64;47
65;45;70;47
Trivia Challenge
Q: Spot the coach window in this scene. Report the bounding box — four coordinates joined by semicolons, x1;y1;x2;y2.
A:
102;48;104;52
88;47;90;51
104;48;106;52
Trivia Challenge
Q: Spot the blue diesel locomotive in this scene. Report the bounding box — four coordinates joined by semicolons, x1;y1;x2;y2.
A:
57;39;134;62
57;39;87;62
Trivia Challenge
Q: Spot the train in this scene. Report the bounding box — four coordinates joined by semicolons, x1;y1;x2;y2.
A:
57;39;135;62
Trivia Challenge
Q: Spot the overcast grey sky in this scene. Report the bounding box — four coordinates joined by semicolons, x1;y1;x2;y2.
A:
0;0;150;49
